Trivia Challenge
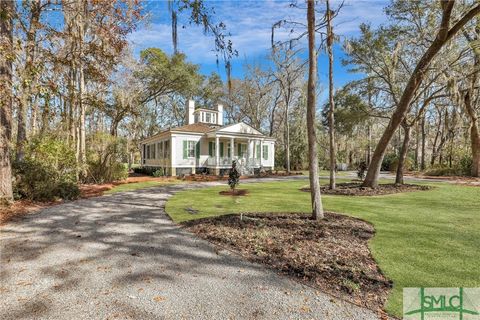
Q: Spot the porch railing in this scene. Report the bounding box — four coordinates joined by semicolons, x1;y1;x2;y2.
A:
206;157;231;166
206;157;261;167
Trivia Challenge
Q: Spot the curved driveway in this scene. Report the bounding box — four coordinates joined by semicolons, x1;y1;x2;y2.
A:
0;179;381;319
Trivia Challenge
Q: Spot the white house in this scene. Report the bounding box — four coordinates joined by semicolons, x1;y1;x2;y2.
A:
139;100;275;176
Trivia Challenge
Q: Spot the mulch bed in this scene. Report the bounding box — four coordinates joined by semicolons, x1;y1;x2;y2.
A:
0;200;60;225
183;212;392;312
301;182;431;196
218;189;249;196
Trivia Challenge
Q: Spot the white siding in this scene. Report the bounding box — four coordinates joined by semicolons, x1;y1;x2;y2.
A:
261;141;275;168
143;136;171;167
172;134;202;167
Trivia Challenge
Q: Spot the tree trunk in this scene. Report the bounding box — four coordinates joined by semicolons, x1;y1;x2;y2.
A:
470;122;480;177
0;0;14;202
16;0;41;162
285;103;290;173
306;0;323;220
366;124;372;165
363;1;480;187
414;119;419;170
40;94;50;136
421;115;426;171
431;110;443;166
366;79;373;165
68;67;76;146
326;0;336;190
79;68;86;171
464;91;480;177
77;0;87;178
30;95;39;136
395;121;411;185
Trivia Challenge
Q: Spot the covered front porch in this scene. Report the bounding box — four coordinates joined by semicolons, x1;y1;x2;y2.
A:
203;135;266;174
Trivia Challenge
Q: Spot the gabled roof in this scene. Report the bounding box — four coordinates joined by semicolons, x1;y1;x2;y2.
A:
139;123;216;143
171;123;217;133
193;107;219;113
140;121;275;143
212;122;264;136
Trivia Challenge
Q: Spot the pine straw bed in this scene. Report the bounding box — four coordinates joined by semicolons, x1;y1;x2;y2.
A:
183;212;392;312
301;182;432;196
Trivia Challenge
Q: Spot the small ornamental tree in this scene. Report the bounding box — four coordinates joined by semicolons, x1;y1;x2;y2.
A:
357;161;368;180
228;160;240;194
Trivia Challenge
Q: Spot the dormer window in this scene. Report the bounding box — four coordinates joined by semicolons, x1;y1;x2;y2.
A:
187;100;224;126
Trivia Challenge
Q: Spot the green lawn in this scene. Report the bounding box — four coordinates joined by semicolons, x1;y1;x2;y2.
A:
165;179;480;317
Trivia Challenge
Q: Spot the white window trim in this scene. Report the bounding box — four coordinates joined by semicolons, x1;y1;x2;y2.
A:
187;140;196;158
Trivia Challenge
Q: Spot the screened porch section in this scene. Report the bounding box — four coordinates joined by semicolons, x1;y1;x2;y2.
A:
203;137;269;168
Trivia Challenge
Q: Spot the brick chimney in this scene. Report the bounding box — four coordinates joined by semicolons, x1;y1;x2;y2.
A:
217;104;223;125
187;100;195;124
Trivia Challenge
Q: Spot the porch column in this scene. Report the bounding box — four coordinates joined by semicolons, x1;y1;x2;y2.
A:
259;139;263;166
252;140;257;169
171;136;176;176
250;139;254;157
215;136;220;167
230;137;234;160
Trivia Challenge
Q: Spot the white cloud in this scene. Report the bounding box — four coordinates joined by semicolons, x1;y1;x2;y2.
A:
128;0;389;65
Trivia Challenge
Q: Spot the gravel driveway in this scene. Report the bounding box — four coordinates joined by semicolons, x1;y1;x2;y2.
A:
0;181;381;320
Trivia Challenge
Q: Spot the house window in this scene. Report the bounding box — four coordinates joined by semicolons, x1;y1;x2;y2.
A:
206;112;211;123
164;140;170;158
150;144;155;159
183;140;196;158
188;141;195;157
237;143;247;158
158;142;163;159
227;144;231;158
263;145;269;160
146;145;150;159
208;141;216;157
256;144;261;159
196;141;200;159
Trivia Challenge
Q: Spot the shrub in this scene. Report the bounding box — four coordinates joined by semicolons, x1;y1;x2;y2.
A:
423;167;461;177
389;156;414;173
132;166;161;176
459;155;473;176
152;169;164;177
84;133;128;183
13;135;79;201
25;135;78;180
87;160;128;183
357;161;367;180
381;153;398;171
228;160;240;193
133;167;146;174
423;154;472;177
54;181;81;200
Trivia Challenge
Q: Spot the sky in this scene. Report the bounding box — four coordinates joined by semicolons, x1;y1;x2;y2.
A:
128;0;391;94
